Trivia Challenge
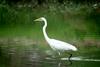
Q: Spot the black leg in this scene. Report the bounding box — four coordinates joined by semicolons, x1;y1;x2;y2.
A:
68;53;72;60
68;53;72;65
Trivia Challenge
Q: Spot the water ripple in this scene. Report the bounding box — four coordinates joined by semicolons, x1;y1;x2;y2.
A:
61;56;100;62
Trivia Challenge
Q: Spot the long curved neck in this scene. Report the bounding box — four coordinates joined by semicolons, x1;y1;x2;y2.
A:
43;19;50;41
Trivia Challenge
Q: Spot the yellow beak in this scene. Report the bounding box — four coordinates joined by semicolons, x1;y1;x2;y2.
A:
34;18;41;21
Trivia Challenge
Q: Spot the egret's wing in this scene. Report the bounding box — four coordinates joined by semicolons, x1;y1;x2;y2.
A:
50;39;77;51
51;39;73;46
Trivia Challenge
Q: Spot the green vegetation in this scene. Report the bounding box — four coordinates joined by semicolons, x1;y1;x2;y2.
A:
0;3;100;45
0;1;100;67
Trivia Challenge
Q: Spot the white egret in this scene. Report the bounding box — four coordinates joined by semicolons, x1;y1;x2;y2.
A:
34;17;78;56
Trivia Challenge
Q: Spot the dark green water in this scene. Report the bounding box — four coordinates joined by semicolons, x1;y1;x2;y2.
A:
0;42;100;67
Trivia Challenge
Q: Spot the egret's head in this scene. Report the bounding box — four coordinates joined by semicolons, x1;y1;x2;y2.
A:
34;17;46;22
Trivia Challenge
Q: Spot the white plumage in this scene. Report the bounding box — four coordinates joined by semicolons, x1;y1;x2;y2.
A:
48;39;77;51
34;17;77;55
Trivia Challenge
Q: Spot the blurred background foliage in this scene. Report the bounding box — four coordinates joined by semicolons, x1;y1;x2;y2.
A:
0;0;100;49
0;0;100;5
0;0;99;26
